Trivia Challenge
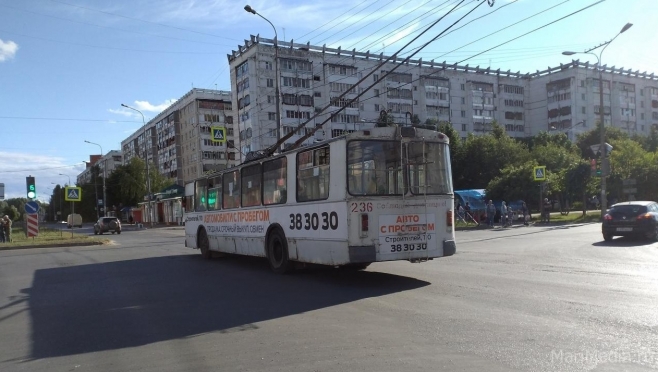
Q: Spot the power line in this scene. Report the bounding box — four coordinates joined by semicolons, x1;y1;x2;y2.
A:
0;29;223;55
0;116;142;123
0;4;234;47
314;0;402;45
48;0;241;41
244;1;605;147
309;0;386;43
0;163;85;174
296;0;371;41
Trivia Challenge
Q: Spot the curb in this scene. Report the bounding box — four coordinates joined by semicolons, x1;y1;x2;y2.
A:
0;240;109;251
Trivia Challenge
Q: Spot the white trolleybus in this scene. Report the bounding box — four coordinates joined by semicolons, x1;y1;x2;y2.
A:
184;126;456;273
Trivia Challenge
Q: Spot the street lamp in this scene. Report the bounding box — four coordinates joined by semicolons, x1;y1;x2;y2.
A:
244;4;282;152
84;140;106;218
562;22;632;218
550;120;586;141
58;173;74;215
121;103;154;227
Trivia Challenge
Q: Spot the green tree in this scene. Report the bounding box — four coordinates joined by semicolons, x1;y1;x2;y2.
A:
575;126;628;159
3;205;19;221
107;157;174;208
456;130;530;189
485;161;543;210
531;143;581;174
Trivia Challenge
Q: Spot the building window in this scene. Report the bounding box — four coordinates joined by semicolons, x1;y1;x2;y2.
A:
461;97;465;104
582;107;586;114
461;110;466;118
640;101;644;108
461;84;465;91
582;93;585;100
461;124;467;131
374;89;380;97
580;80;585;87
641;113;645;120
264;61;272;70
314;91;321;97
314;76;321;81
373;74;379;82
268;112;276;120
266;78;273;88
640;89;644;96
374;104;379;111
503;85;524;94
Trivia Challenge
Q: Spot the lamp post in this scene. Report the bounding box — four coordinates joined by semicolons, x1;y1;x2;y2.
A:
550;120;585;141
85;140;106;218
51;182;60;221
244;5;281;152
59;173;73;215
562;22;632;218
121;103;153;227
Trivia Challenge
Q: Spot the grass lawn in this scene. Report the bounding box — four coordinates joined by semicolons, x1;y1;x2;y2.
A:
542;210;601;224
1;227;109;249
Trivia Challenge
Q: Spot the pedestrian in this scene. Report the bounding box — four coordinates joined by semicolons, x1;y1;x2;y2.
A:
486;200;496;227
0;218;5;243
500;201;508;227
521;201;529;226
542;198;552;223
4;215;12;243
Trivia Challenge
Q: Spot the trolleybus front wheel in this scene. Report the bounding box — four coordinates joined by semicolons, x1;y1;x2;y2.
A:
267;229;292;274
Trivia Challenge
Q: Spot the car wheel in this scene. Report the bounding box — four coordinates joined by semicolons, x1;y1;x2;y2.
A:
94;230;98;235
111;231;115;234
117;231;121;235
603;233;613;242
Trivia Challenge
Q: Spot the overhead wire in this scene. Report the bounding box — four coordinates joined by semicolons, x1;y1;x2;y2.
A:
295;0;371;41
314;0;404;46
48;0;241;41
0;4;234;47
307;0;386;43
244;0;605;147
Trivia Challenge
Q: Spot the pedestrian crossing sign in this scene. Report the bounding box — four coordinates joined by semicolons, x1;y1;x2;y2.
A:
64;186;82;202
210;126;227;143
533;166;546;181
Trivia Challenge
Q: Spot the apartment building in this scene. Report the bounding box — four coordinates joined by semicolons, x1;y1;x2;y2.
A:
121;88;238;187
227;36;658;152
77;151;122;185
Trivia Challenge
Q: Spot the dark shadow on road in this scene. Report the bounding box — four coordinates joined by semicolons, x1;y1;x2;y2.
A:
26;254;429;359
592;236;657;247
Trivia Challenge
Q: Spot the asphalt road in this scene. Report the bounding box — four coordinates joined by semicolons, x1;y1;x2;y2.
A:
0;223;657;372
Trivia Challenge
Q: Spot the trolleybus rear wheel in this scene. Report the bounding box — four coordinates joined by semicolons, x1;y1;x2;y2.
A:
267;229;292;274
198;228;212;260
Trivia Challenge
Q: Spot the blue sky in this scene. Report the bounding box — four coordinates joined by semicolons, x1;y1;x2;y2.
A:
0;0;654;201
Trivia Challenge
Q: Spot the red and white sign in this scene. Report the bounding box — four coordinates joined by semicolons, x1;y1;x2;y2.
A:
26;213;39;237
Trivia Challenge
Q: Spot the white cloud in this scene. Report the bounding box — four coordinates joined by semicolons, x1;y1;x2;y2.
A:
0;39;18;62
107;108;134;117
0;152;85;201
133;99;176;113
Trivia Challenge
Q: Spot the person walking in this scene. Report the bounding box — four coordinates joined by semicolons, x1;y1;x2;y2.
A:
0;218;5;243
4;215;12;243
542;198;552;223
521;202;530;226
500;201;508;227
486;200;496;228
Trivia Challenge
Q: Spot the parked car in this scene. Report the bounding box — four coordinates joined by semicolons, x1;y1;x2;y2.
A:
602;201;658;242
94;217;122;235
67;213;82;228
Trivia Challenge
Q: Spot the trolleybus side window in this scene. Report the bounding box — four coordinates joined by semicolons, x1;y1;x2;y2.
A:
263;157;287;205
222;170;241;209
241;164;262;207
297;146;330;202
347;141;404;195
408;142;452;195
207;175;222;211
195;179;208;211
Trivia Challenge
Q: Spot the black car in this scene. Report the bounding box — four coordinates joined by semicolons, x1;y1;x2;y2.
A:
602;201;658;242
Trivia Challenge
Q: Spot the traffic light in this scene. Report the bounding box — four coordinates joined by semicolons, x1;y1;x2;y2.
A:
26;176;36;199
